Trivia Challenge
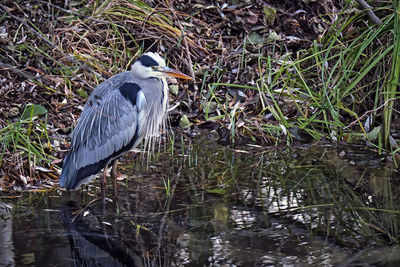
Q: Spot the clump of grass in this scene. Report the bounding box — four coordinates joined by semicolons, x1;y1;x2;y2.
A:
0;104;53;183
205;0;400;151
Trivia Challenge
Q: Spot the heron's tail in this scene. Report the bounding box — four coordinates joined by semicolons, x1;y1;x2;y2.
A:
59;151;108;190
59;152;78;190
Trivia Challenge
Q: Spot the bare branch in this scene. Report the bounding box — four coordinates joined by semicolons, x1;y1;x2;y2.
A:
356;0;383;25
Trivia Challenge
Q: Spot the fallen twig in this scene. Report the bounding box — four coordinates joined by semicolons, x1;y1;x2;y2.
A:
355;0;382;25
343;97;397;129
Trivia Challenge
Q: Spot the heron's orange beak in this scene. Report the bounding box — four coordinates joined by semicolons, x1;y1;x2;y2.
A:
160;67;192;80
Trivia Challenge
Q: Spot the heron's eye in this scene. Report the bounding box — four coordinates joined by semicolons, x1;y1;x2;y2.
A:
151;66;157;71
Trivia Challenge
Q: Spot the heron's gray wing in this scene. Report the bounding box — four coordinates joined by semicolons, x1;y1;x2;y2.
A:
69;83;147;170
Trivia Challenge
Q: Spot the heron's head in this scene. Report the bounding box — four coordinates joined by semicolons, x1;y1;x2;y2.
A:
131;52;192;80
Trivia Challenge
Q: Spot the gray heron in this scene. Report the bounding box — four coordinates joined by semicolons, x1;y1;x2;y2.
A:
59;52;191;197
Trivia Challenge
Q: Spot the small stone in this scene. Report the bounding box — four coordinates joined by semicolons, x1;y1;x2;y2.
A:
247;32;264;45
179;115;192;129
202;101;218;114
169;85;179;95
8;107;19;117
268;31;281;41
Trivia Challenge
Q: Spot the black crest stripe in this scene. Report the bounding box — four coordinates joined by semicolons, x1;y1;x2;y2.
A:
138;54;158;67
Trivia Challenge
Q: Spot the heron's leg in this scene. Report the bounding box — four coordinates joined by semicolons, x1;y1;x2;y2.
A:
101;165;108;208
80;186;84;204
111;160;118;198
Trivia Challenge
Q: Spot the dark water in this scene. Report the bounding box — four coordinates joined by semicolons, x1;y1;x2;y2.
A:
2;133;400;266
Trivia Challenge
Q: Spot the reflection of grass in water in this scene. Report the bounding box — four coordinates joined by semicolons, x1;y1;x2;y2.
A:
4;135;400;266
172;138;400;246
94;132;400;248
4;190;53;230
256;148;400;246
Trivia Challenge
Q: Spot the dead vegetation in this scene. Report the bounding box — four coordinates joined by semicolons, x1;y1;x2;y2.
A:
0;0;398;190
